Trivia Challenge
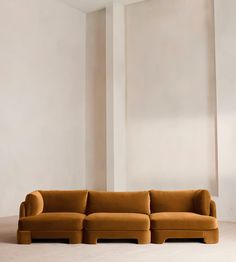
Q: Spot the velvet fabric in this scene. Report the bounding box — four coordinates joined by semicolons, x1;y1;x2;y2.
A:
19;213;85;231
85;213;150;231
149;190;218;244
150;212;217;230
17;230;82;244
25;191;44;216
85;191;151;244
87;191;150;214
17;189;218;245
18;190;88;244
19;202;26;218
210;200;217;218
151;229;219;244
84;230;151;244
150;189;211;215
193;190;211;215
39;190;88;213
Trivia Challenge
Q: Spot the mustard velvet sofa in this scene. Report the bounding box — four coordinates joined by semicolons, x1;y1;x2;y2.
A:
17;189;218;244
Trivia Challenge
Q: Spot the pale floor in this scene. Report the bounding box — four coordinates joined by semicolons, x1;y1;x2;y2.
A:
0;217;236;262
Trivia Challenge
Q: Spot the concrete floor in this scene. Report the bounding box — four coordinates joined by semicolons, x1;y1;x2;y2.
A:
0;216;236;262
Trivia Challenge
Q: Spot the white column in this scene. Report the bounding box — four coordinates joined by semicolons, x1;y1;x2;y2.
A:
214;0;236;221
106;2;126;191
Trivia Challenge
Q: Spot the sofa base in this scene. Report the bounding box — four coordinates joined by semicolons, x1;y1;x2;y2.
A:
17;230;83;244
151;228;219;244
84;230;151;244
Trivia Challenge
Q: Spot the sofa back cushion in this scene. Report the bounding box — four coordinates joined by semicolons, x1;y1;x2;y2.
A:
87;191;150;214
150;190;196;213
150;190;211;215
39;190;88;213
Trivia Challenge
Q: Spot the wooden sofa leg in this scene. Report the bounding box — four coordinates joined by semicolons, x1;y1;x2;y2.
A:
17;231;31;244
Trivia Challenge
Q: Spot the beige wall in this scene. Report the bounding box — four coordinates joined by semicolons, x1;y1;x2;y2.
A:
0;0;86;216
1;0;236;222
86;10;106;190
126;0;217;193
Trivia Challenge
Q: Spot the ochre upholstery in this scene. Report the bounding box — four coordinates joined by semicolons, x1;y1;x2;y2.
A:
19;213;85;231
19;202;26;218
210;200;217;218
17;231;83;245
39;190;88;213
150;212;217;230
150;190;218;244
85;191;151;244
85;213;150;231
87;191;150;214
84;230;151;244
151;229;219;244
150;189;211;215
25;191;44;216
17;189;218;245
193;190;211;215
18;190;88;244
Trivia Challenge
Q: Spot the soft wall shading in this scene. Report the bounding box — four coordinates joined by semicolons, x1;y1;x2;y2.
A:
126;0;217;194
0;0;86;216
86;9;106;190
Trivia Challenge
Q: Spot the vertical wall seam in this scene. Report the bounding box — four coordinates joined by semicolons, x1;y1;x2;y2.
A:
212;0;219;197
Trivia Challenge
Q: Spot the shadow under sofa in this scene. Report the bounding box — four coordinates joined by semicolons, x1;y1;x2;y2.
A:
17;189;218;244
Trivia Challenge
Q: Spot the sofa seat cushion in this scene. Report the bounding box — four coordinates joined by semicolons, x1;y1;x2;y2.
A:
19;213;85;231
150;212;218;230
85;213;150;231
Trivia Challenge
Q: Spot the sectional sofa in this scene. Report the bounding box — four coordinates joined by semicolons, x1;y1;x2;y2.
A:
17;189;218;244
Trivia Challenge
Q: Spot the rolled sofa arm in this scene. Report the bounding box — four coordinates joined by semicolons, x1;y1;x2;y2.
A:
24;191;44;216
193;190;211;216
19;202;26;218
210;200;217;218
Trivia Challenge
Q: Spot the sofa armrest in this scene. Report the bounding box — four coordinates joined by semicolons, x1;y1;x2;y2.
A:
193;190;211;215
210;200;217;218
25;191;44;216
19;202;26;218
